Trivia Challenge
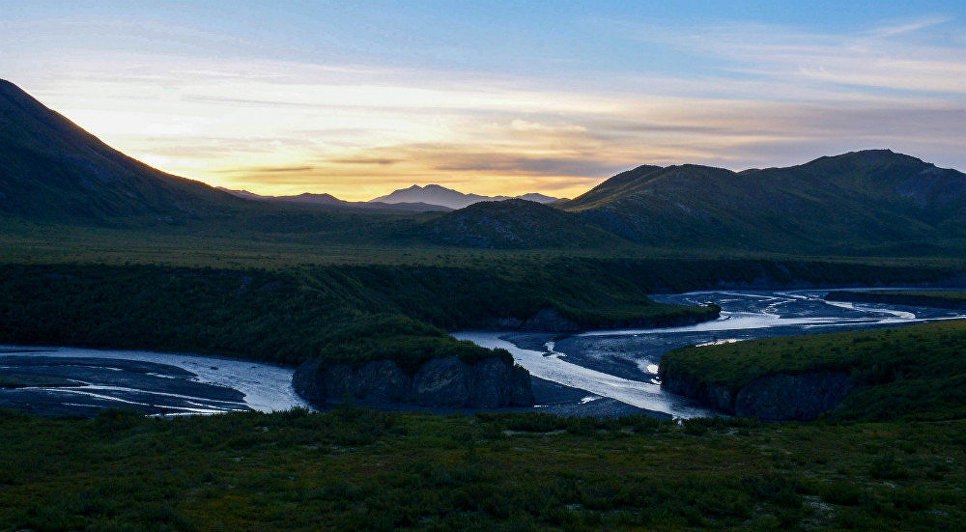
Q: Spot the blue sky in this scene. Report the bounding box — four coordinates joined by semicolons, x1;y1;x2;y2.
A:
2;1;964;198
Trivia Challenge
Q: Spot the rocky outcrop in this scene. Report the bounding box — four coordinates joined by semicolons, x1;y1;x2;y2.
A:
734;372;854;421
659;372;734;412
486;305;721;333
661;370;854;421
293;356;534;409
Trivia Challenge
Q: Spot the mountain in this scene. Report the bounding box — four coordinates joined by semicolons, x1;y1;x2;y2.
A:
2;80;962;256
218;187;450;212
561;150;965;255
0;79;243;223
370;184;559;210
410;199;625;249
517;192;565;204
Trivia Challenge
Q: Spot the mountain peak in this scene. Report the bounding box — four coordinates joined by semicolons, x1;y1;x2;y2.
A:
370;184;558;210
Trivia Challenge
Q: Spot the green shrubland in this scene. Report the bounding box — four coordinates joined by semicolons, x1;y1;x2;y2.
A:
661;320;966;421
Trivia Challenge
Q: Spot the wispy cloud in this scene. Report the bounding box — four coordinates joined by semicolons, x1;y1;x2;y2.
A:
868;15;951;38
7;10;963;200
617;16;966;96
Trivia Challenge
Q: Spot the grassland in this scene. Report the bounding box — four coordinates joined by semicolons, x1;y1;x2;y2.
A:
0;407;962;530
660;320;966;421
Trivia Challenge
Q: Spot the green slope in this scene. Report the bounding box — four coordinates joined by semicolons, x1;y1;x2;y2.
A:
406;198;627;249
562;150;966;256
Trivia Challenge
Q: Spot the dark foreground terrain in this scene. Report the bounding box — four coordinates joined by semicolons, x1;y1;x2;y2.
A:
1;407;962;530
0;319;962;529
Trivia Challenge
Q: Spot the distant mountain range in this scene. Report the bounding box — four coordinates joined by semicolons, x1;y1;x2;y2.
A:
1;79;963;255
217;188;451;213
370;184;560;210
218;185;560;212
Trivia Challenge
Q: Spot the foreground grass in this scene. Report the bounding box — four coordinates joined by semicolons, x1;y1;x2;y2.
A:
661;320;966;421
0;408;962;530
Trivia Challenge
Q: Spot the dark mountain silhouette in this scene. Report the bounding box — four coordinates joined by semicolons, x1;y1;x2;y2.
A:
517;192;565;203
218;187;450;213
0;79;244;223
370;184;559;210
410;199;625;249
561;150;965;254
1;80;962;255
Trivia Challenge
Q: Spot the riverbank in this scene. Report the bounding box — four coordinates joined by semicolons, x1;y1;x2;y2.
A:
460;289;966;419
659;319;966;421
826;289;966;310
0;345;308;416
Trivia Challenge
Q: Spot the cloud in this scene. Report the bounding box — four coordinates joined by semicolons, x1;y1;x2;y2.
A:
616;16;966;96
8;15;963;202
328;157;403;166
868;15;951;38
218;165;316;174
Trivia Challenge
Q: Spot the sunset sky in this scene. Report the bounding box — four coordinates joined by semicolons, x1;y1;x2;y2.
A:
2;1;964;200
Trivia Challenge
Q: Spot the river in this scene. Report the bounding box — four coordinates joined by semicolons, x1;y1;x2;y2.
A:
0;346;310;416
454;289;964;418
3;289;960;418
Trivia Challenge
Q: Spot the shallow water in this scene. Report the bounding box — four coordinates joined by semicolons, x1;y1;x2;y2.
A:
0;346;310;416
3;289;960;419
455;288;964;418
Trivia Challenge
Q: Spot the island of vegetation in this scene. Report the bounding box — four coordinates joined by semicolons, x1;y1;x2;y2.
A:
660;320;966;421
825;290;966;310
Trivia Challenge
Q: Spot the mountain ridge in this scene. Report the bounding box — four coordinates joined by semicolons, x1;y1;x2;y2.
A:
0;79;244;223
370;183;561;209
217;187;451;213
560;149;965;254
1;79;962;256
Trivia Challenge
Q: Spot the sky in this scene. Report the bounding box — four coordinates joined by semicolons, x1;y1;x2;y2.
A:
2;1;964;200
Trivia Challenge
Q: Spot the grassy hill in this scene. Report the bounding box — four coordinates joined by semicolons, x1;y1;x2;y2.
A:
407;199;627;249
661;320;966;421
562;150;965;256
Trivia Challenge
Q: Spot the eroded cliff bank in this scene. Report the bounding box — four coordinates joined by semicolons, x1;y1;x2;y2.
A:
293;356;534;409
659;369;854;421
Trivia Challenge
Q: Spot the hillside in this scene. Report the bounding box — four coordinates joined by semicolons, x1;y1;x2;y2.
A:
410;199;626;249
0;80;244;223
563;151;966;255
